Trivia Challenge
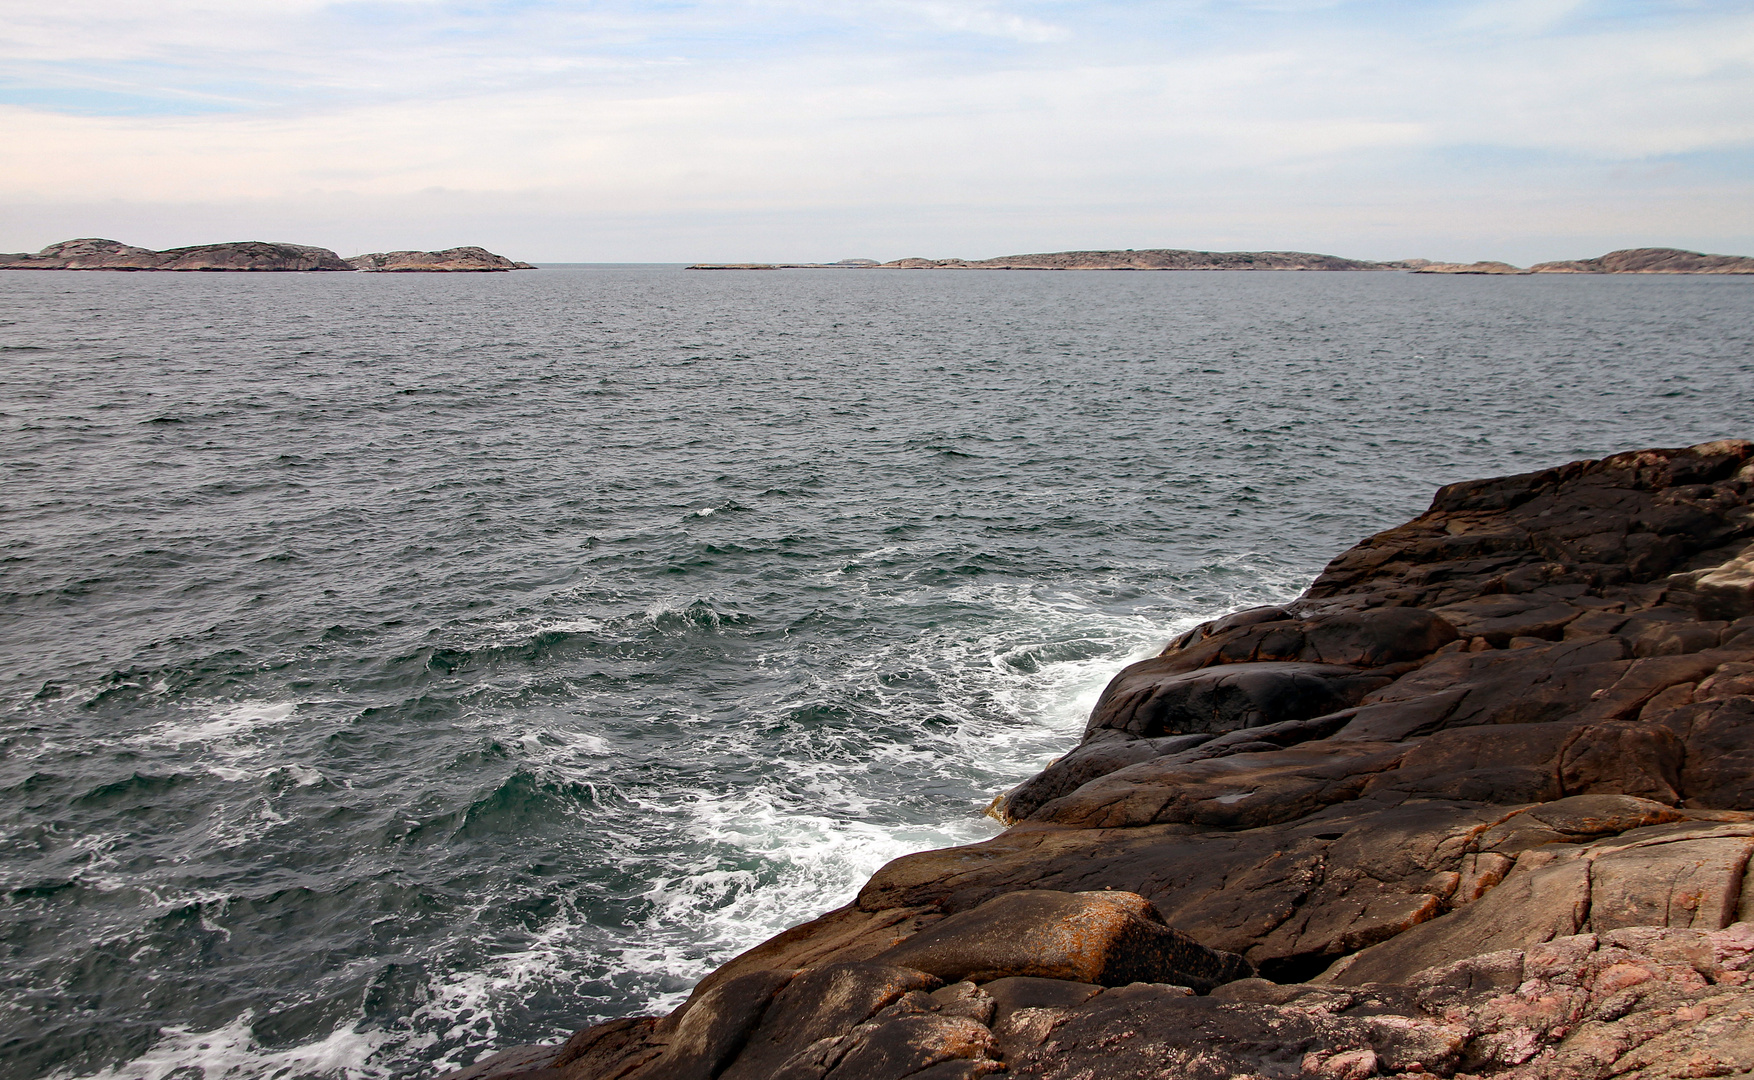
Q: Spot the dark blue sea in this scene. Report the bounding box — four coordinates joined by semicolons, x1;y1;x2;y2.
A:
2;265;1750;1079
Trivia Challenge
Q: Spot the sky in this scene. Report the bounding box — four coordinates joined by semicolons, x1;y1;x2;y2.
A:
1;0;1751;263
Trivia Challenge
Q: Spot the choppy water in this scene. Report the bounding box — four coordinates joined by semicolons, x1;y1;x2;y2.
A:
1;265;1749;1080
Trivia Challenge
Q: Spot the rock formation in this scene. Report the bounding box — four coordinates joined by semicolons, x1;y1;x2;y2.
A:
1411;261;1532;275
0;238;354;271
0;239;533;272
346;247;535;272
446;440;1754;1080
1531;249;1754;274
877;249;1396;271
677;247;1754;274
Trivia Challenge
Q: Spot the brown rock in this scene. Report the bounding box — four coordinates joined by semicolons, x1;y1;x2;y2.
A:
437;1045;562;1080
717;963;940;1080
870;889;1252;991
1030;740;1407;829
805;1013;995;1080
1083;660;1383;739
630;969;795;1080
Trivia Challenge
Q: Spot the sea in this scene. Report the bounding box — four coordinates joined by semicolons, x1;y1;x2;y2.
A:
1;265;1750;1080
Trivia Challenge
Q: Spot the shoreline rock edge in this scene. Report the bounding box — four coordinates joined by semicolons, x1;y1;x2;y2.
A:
453;440;1754;1080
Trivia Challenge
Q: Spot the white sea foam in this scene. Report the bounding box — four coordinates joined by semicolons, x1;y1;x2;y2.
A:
395;565;1305;1064
155;701;299;748
53;1012;388;1080
479;617;604;641
621;786;996;1013
50;565;1306;1079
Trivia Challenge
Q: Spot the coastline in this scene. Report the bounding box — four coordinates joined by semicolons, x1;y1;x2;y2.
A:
458;440;1754;1080
684;247;1754;274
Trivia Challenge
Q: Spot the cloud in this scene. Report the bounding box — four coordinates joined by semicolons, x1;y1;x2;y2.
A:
0;0;1750;259
1455;0;1592;35
894;1;1071;42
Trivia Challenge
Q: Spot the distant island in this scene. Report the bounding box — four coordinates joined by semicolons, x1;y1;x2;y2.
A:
0;238;535;272
689;246;1754;274
691;249;1405;271
1413;248;1754;275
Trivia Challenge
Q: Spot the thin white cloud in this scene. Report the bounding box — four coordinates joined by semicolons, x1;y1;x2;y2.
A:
1455;0;1592;35
896;1;1071;42
0;0;1750;259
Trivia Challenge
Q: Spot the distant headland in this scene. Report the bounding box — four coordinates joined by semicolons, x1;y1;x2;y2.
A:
1410;248;1754;275
0;238;535;272
688;246;1754;273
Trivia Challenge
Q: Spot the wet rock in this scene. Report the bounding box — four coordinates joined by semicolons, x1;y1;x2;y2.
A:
979;976;1102;1026
1084;660;1382;739
871;889;1252;991
439;1044;562;1080
1030;740;1406;829
630;969;795;1080
808;1012;995;1080
718;963;939;1080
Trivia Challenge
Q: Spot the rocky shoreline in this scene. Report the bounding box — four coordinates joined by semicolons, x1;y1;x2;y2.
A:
687;247;1754;274
452;440;1754;1080
0;238;533;272
688;250;1406;271
1411;249;1754;275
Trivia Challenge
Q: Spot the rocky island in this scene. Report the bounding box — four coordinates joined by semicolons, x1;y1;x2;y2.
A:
1409;261;1531;275
452;439;1754;1080
878;250;1400;271
0;238;533;272
1530;249;1754;274
347;247;535;272
689;249;1405;271
1414;249;1754;275
0;238;355;272
686;246;1754;275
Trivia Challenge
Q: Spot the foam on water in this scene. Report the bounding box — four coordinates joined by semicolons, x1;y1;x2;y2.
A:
54;1014;388;1080
154;701;300;749
4;267;1749;1080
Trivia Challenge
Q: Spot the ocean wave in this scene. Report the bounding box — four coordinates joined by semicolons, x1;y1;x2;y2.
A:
50;1012;389;1080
